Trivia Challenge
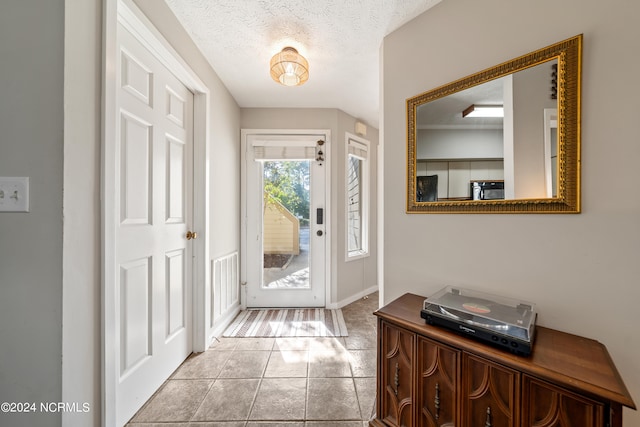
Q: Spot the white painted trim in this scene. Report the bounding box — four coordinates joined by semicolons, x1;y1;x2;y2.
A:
326;285;379;309
344;132;371;263
240;129;333;307
117;0;206;93
102;0;210;425
378;43;385;308
192;92;211;353
209;305;241;343
207;251;241;345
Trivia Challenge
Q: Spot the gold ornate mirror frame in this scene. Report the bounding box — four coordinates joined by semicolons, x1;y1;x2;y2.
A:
407;35;582;213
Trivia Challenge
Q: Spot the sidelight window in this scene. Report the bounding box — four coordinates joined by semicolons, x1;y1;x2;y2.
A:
346;135;369;259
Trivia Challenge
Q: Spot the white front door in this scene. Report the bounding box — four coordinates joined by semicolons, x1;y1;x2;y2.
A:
110;23;194;426
244;133;328;308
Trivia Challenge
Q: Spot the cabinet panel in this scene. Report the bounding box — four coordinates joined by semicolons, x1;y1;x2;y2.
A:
425;161;449;200
462;354;519;427
416;161;429;178
522;375;604;427
448;161;470;198
380;321;415;427
470;160;505;181
417;336;459;427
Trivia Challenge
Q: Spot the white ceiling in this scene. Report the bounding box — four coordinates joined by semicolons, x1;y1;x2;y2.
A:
417;78;505;129
164;0;443;128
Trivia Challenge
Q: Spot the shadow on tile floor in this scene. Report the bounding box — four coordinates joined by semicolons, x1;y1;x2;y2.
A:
126;292;379;427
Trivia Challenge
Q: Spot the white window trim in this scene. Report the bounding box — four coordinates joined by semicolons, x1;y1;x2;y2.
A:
345;132;370;261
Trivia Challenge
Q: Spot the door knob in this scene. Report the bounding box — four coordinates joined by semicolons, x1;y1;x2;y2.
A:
186;231;198;240
316;230;323;236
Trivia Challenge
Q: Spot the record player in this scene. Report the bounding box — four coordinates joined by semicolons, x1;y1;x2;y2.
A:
420;286;537;356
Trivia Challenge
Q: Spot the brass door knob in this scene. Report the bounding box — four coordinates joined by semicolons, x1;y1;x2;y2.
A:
186;231;198;240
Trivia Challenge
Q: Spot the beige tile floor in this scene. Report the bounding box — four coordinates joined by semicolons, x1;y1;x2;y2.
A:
126;292;379;427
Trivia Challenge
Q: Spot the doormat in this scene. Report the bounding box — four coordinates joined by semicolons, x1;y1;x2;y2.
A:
223;308;348;338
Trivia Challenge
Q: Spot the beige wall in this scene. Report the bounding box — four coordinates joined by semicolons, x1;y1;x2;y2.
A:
0;1;64;426
241;108;379;305
512;62;557;198
382;0;640;423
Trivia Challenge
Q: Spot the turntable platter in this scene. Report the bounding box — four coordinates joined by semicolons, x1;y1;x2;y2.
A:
439;306;509;330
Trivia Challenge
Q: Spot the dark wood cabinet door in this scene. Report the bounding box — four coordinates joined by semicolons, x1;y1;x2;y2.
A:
417;336;459;427
522;375;604;427
380;320;415;427
462;354;519;427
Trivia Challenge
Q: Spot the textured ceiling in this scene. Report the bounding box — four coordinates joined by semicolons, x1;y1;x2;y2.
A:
164;0;442;128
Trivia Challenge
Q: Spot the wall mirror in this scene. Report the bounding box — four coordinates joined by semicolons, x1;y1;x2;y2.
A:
407;35;582;213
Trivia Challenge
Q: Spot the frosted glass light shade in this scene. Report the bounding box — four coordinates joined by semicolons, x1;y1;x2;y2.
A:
270;47;309;86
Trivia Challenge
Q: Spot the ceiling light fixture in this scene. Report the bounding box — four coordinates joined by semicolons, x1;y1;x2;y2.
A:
270;47;309;87
462;104;504;118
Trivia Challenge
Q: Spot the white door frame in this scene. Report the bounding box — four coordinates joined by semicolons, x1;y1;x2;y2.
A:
241;129;332;309
102;1;210;425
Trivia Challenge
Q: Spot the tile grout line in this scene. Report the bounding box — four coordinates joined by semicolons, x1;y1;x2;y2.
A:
243;338;275;424
187;376;218;424
185;343;234;424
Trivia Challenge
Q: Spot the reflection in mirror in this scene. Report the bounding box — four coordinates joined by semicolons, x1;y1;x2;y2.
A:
407;35;582;213
543;108;558;198
416;60;557;201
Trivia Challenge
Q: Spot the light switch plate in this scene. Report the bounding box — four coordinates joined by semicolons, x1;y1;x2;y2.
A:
0;177;30;212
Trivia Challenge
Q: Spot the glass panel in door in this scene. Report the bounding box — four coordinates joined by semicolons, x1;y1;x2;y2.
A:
262;160;310;289
244;133;326;308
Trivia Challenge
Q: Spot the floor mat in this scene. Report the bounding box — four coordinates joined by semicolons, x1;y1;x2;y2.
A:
223;308;348;337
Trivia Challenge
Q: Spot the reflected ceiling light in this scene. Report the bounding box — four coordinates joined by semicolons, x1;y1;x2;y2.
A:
462;104;504;118
270;47;309;87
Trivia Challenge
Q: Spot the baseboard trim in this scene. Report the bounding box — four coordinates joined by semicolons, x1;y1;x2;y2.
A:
207;304;241;347
326;285;379;309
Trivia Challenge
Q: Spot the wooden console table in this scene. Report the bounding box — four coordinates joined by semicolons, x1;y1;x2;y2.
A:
371;293;635;427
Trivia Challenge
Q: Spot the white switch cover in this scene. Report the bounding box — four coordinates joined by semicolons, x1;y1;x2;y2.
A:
0;177;30;212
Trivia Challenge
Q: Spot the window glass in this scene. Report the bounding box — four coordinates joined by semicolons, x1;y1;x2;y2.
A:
346;136;369;259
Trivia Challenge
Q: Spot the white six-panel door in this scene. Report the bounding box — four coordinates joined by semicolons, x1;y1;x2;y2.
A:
113;23;194;426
